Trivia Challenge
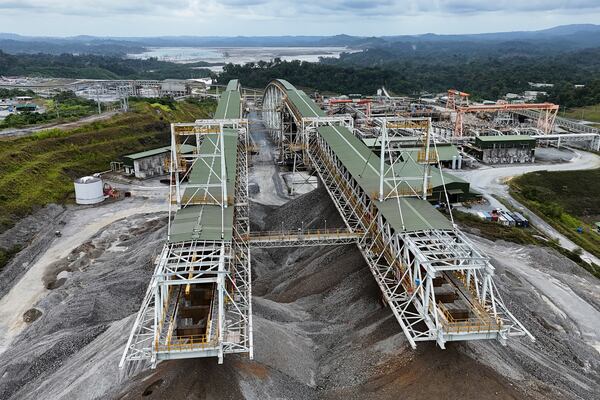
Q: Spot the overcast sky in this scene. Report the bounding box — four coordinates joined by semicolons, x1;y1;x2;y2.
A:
0;0;599;37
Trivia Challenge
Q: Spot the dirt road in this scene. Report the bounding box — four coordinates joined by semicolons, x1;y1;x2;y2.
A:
453;148;600;265
247;111;291;206
0;111;119;139
0;196;166;356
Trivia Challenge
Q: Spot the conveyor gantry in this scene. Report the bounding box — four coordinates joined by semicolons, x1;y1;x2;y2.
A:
121;80;253;367
248;228;363;248
122;78;534;371
262;79;534;348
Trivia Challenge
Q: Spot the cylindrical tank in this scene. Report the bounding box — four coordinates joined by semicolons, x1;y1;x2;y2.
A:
457;155;463;169
74;176;104;205
451;156;457;169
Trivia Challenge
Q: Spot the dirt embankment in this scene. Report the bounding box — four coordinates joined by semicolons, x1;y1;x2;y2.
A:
0;213;167;400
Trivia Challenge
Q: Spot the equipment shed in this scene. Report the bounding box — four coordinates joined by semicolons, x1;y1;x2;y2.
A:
122;144;195;179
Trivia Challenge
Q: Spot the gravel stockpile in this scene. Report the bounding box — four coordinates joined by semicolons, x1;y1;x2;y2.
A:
0;179;598;399
0;204;66;297
0;213;167;400
117;190;576;400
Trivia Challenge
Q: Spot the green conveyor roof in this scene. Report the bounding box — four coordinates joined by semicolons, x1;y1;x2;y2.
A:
272;79;326;119
361;140;459;163
169;205;234;243
214;89;242;119
225;79;239;92
169;80;241;243
393;155;468;191
183;130;238;202
317;125;453;232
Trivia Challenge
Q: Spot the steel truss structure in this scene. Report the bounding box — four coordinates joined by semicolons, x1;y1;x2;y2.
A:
248;228;363;248
262;80;353;166
121;116;253;368
454;102;559;137
262;80;533;348
374;117;437;201
533;133;600;151
308;132;533;347
446;89;470;111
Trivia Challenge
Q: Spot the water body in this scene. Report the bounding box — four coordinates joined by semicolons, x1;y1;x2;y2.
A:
127;46;357;71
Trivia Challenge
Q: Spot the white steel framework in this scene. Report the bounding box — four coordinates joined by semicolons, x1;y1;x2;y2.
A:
263;80;534;348
308;132;533;347
120;116;252;368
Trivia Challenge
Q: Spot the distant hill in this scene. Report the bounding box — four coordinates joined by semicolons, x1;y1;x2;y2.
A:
0;38;146;56
0;24;599;56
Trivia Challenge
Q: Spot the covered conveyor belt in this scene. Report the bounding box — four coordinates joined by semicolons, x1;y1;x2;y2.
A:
316;125;453;232
262;79;534;348
121;81;252;367
122;76;533;372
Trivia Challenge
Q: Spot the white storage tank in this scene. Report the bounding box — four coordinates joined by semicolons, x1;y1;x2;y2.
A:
74;176;104;205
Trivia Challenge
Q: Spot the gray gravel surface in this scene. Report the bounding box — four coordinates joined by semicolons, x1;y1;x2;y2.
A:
0;204;66;298
0;213;167;400
0;174;598;399
115;189;590;400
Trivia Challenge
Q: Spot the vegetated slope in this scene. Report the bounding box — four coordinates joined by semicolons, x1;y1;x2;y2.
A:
453;209;596;279
0;91;98;129
510;168;600;263
563;103;600;125
0;99;216;232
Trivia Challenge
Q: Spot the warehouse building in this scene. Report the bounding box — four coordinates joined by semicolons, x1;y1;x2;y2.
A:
383;155;476;203
362;139;462;169
472;135;536;164
15;103;37;112
122;144;195;179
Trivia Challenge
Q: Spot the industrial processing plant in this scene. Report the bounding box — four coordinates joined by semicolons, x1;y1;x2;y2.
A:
121;79;546;367
2;15;600;399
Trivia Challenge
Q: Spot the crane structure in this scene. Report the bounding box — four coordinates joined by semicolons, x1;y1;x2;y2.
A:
446;89;470;110
451;100;559;137
121;78;534;369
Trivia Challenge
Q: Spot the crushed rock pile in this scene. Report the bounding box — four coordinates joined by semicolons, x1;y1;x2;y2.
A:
115;188;579;400
0;213;167;400
1;188;598;400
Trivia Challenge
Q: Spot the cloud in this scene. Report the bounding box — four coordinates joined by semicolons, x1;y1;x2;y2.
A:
1;0;599;18
0;0;191;16
0;0;599;36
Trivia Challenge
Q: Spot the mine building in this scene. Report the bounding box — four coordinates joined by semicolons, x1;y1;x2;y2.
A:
122;144;195;179
15;103;37;112
471;135;536;164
